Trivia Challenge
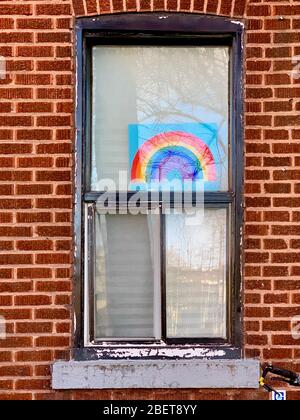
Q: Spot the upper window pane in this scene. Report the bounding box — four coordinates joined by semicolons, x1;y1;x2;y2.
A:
91;45;230;192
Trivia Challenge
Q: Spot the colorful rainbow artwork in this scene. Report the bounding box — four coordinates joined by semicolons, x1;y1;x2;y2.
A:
129;123;221;191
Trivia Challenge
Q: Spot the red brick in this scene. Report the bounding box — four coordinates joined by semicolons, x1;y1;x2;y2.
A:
16;379;50;391
245;225;269;236
72;0;85;15
17;240;53;251
124;0;136;11
0;393;32;401
275;280;300;291
0;33;33;43
264;157;291;167
0;5;32;15
16;351;52;363
36;281;71;293
246;335;268;346
274;198;300;207
37;33;71;43
263;348;293;360
263;239;287;250
276;88;300;99
55;295;71;305
17;212;52;223
56;18;72;30
0;144;31;155
36;171;71;182
245;252;269;264
36;226;71;237
263;266;288;277
0;171;32;182
16;74;51;86
265;18;291;30
245;307;271;318
245;211;262;223
0;334;32;344
272;253;300;264
0;241;13;251
56;46;72;58
264;184;291;194
272;335;300;346
36;4;71;15
17;46;53;58
263;321;291;332
0;116;32;127
35;336;70;348
245;197;271;207
292;294;300;304
36;143;72;154
206;0;218;13
55;212;71;223
263;211;289;222
245;294;261;304
0;184;13;195
272;225;300;236
19;157;53;168
290;240;300;250
0;226;31;237
35;253;71;265
0;366;31;377
265;129;289;141
0;352;12;363
153;0;164;10
275;116;300;127
36;198;71;209
37;116;71;127
264;294;289;304
274;307;300;318
0;254;32;265
17;18;53;30
0;282;32;293
16;185;52;195
0;213;13;223
266;47;291;59
0;296;12;306
37;88;72;100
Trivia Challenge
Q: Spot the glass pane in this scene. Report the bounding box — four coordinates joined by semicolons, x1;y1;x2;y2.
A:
94;211;160;339
166;208;228;338
92;46;229;192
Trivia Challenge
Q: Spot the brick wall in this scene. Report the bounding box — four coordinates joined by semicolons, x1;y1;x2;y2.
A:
0;0;299;400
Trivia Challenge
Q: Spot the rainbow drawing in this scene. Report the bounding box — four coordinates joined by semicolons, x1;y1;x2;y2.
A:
129;123;221;191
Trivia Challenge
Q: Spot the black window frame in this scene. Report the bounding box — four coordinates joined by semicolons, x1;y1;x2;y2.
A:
74;13;244;361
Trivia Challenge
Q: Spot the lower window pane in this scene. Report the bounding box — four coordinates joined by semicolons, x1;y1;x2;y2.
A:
94;212;160;340
166;208;228;339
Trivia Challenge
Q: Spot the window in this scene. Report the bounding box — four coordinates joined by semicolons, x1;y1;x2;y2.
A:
75;14;243;358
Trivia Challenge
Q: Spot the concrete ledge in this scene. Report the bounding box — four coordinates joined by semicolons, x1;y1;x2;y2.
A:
52;359;260;389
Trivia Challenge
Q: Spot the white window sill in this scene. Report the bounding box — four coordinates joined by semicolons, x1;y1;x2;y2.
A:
52;359;260;389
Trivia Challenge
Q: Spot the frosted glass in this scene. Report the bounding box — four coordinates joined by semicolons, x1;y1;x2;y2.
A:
92;46;229;191
94;212;160;339
166;208;228;338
